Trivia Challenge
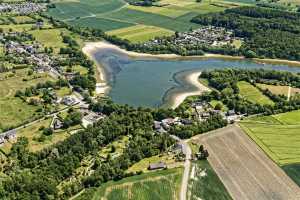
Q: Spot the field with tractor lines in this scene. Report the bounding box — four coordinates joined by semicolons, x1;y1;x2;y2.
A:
192;124;300;200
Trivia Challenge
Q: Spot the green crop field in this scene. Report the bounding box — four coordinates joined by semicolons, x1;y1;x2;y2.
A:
107;25;174;42
282;164;300;187
91;168;183;200
46;0;245;40
188;160;232;200
68;17;135;32
237;81;274;106
240;110;300;186
240;110;300;166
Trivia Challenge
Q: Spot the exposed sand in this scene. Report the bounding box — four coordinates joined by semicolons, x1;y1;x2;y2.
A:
82;41;300;107
170;71;211;109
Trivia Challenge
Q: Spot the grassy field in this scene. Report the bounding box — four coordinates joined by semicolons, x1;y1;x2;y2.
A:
29;28;67;53
0;117;70;153
257;83;300;97
46;0;246;41
237;81;274;105
240;110;300;165
210;100;228;111
91;167;183;200
187;160;232;200
127;154;177;173
107;25;174;42
0;69;55;132
12;16;35;24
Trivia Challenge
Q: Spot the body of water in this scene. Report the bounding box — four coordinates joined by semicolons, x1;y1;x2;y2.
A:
93;48;300;108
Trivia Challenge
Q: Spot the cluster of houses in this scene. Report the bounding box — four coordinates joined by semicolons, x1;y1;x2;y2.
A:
0;129;16;146
0;2;46;14
2;36;57;74
192;101;244;123
153;117;193;133
145;26;240;47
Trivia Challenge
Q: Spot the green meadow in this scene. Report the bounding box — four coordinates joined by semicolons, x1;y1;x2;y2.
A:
0;69;54;132
237;81;274;106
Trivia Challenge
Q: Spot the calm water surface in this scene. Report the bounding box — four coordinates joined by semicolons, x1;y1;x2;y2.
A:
93;49;300;108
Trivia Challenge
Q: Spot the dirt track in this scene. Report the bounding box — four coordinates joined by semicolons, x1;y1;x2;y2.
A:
192;124;300;200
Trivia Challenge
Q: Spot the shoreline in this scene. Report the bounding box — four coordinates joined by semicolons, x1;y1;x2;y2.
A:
83;41;300;66
82;43;111;95
169;71;211;109
81;41;300;108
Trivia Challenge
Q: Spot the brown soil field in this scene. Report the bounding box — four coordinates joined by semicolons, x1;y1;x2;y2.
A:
191;125;300;200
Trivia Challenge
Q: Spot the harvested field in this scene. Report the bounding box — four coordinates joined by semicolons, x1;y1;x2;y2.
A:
192;125;300;200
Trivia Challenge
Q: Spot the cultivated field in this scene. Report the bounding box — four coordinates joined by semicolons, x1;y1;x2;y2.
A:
91;168;183;200
46;0;245;41
237;81;274;105
240;110;300;186
187;160;232;200
240;110;300;165
192;125;300;200
257;83;300;97
107;25;174;42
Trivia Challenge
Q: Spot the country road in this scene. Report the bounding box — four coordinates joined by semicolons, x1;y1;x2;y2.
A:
180;140;192;200
171;135;192;200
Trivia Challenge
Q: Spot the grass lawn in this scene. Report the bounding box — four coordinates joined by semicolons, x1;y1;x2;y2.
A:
237;81;274;106
29;28;67;53
56;87;72;97
239;109;300;165
188;160;232;200
210;100;228;111
98;136;129;159
0;118;80;153
91;167;183;200
107;25;174;43
127;154;177;173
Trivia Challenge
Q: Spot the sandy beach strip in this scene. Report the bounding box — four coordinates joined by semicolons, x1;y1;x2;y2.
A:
82;41;300;66
170;71;211;109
